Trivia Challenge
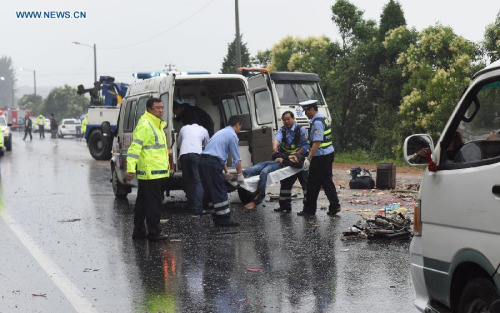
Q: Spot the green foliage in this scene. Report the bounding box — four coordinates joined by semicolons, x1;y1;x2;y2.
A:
0;56;16;107
18;94;43;112
483;11;500;62
398;25;482;138
250;50;271;68
43;85;88;121
220;35;251;73
378;0;406;41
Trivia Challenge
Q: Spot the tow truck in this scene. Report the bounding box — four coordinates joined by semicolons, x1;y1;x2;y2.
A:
77;76;128;160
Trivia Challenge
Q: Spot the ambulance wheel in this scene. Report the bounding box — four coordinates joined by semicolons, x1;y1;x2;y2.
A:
457;277;500;313
89;130;112;160
237;188;254;204
112;167;130;199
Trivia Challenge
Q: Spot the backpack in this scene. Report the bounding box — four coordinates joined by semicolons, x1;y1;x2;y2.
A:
349;167;375;189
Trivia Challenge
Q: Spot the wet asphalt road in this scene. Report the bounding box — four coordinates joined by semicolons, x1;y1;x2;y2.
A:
0;131;418;312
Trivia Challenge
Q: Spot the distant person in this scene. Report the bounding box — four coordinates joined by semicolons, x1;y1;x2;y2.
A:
173;101;215;137
50;114;58;139
18;116;24;132
199;115;243;227
34;114;46;139
81;114;88;140
75;117;82;140
22;115;32;141
178;122;210;216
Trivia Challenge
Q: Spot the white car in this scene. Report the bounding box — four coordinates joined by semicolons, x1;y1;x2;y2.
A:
30;117;51;133
58;118;79;138
0;115;12;151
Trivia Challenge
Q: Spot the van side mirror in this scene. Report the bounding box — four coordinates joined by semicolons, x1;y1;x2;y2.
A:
404;134;435;166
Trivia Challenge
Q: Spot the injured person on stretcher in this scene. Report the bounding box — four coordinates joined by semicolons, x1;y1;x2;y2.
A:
226;152;309;210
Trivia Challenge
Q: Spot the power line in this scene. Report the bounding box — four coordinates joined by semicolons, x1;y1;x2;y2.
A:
104;0;217;50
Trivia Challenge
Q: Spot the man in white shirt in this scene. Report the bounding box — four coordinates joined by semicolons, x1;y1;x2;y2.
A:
178;122;210;216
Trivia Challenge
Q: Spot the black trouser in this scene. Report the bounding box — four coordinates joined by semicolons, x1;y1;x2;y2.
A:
134;178;167;236
23;127;32;140
279;170;308;210
39;126;45;138
303;152;339;214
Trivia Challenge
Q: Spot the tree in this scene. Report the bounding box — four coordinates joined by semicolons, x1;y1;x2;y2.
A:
44;85;89;120
371;1;411;158
328;0;380;152
397;25;482;140
220;35;250;73
378;0;406;41
0;56;16;107
483;11;500;62
250;49;271;68
18;94;43;111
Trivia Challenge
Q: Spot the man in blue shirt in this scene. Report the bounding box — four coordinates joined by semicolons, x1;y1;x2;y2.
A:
272;110;309;213
199;115;243;227
297;100;340;217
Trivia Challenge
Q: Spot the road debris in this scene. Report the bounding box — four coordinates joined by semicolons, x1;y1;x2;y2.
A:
342;212;412;241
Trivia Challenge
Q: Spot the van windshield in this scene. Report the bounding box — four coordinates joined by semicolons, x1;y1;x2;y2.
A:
274;81;324;106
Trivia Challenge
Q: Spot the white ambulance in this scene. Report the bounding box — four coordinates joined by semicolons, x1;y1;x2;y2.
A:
110;70;331;202
404;60;500;312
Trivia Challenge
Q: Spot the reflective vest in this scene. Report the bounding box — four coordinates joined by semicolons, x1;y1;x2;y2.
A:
81;115;87;133
279;125;302;154
308;117;333;149
126;111;170;180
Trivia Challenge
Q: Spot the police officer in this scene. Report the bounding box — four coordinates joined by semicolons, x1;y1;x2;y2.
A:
297;100;340;217
199;115;243;227
273;110;309;213
125;97;169;241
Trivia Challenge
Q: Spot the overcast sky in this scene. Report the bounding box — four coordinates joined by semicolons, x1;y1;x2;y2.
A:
1;0;499;96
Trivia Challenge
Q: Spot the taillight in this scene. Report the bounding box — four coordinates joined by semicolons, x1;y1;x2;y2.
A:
413;200;422;236
62;125;66;128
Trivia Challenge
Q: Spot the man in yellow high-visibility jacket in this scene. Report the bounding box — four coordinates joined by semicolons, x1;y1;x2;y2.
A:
125;97;169;241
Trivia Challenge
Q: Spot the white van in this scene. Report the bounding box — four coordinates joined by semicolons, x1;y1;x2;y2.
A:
110;70;331;202
404;60;500;312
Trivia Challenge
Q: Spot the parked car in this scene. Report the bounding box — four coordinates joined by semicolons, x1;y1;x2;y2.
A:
0;115;11;152
30;117;51;133
58;118;78;138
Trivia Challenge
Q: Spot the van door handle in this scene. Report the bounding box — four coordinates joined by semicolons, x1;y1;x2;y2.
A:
492;185;500;195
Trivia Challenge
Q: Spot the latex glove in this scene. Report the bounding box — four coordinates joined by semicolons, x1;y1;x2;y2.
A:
303;158;310;170
224;173;235;182
237;173;245;184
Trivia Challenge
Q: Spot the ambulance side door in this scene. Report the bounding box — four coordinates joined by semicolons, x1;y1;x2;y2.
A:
247;74;277;164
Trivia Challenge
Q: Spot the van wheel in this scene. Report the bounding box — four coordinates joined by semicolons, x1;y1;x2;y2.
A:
89;130;112;160
457;277;500;313
112;167;130;199
5;135;12;151
237;188;255;204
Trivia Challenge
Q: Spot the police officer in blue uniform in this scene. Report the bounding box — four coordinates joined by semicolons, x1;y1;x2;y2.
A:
273;110;309;213
199;115;243;227
297;100;340;217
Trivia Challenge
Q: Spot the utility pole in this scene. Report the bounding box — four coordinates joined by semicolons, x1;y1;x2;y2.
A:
235;0;241;72
165;63;176;71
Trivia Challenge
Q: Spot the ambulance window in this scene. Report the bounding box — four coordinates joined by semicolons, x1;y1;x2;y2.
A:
222;98;238;121
124;100;137;132
450;79;500;165
255;90;273;124
160;93;169;122
238;95;249;114
135;97;148;127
